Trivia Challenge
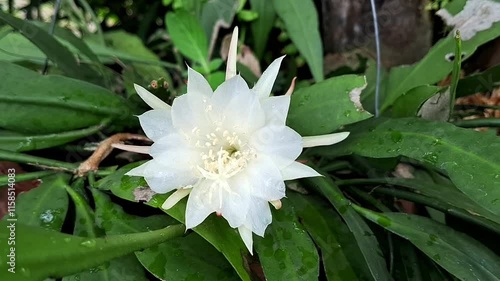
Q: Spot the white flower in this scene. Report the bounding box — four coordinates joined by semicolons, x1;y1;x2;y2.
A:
115;27;349;254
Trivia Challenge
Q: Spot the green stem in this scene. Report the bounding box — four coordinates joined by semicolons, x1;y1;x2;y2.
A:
0;170;56;186
320;161;351;172
351;188;391;212
453;118;500;128
0;149;78;171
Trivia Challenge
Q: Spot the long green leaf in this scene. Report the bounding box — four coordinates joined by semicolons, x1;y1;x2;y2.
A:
0;123;105;152
95;162;252;281
272;0;323;81
0;62;129;134
315;117;500;216
250;0;276;58
448;31;462;119
354;207;500;281
381;20;500;112
303;176;393;280
0;11;101;82
254;199;319;281
391;85;441;118
287;75;372;136
289;192;372;281
0;221;184;281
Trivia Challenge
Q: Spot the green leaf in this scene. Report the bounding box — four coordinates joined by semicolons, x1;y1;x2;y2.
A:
206;71;226;90
62;184;149;281
303;176;393;281
92;189;237;280
0;62;130;134
249;0;276;58
272;0;323;81
166;10;210;72
7;174;69;231
0;123;105;152
381;20;500;112
315;117;500;216
102;31;173;96
392;85;442;118
136;233;238;281
289;192;372;281
287;75;372;136
200;0;239;52
354;207;500;281
456;64;500;98
0;221;184;281
254;199;319;281
0;11;102;83
96;162;252;281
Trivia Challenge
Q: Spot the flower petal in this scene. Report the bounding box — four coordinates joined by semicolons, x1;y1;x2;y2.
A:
134;84;171;110
245;155;286;201
248;197;272;236
281;161;322;180
238;225;254;254
226;27;238;80
302;132;350;148
249;125;302;168
112;144;150;154
252;56;285;99
210;75;265;134
162;188;192;210
171;92;212;133
126;160;197;193
138;109;174;141
260;95;290;125
185;180;219;229
187;66;213;95
222;176;251;227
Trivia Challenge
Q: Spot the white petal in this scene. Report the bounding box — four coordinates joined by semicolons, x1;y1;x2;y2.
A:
252;56;285;99
127;160;197;193
187;66;213;95
281;161;322;180
249;125;302;168
134;84;171;110
245;155;286;201
138;109;174;141
261;95;290;125
226;27;238;81
185;180;219;229
302;132;350;148
171;92;212;133
248;197;272;236
112;144;150;154
162;188;192;210
222;175;251;227
210;76;265;134
238;225;254;254
149;133;193;157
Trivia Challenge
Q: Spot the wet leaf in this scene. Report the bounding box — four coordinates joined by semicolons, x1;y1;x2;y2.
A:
315;117;500;216
355;207;500;281
254;198;319;281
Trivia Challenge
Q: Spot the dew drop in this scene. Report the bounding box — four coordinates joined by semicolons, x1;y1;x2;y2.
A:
390;131;402;143
423;152;438;165
80;239;97;248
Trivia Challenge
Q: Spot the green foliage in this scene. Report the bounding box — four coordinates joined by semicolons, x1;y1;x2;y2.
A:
1;1;500;280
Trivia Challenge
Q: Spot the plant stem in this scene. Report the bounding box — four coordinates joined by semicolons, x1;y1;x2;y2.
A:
0;170;56;186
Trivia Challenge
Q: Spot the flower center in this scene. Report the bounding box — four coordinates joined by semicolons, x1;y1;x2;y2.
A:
195;129;255;181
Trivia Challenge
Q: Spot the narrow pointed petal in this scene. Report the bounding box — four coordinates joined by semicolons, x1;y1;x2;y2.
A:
187;66;213;95
285;77;297;96
238;225;254;254
261;95;290;125
112;143;150;154
162;188;192;210
249;198;272;236
134;84;171;110
226;27;239;80
252;55;285;99
281;161;322;180
302;132;350;148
